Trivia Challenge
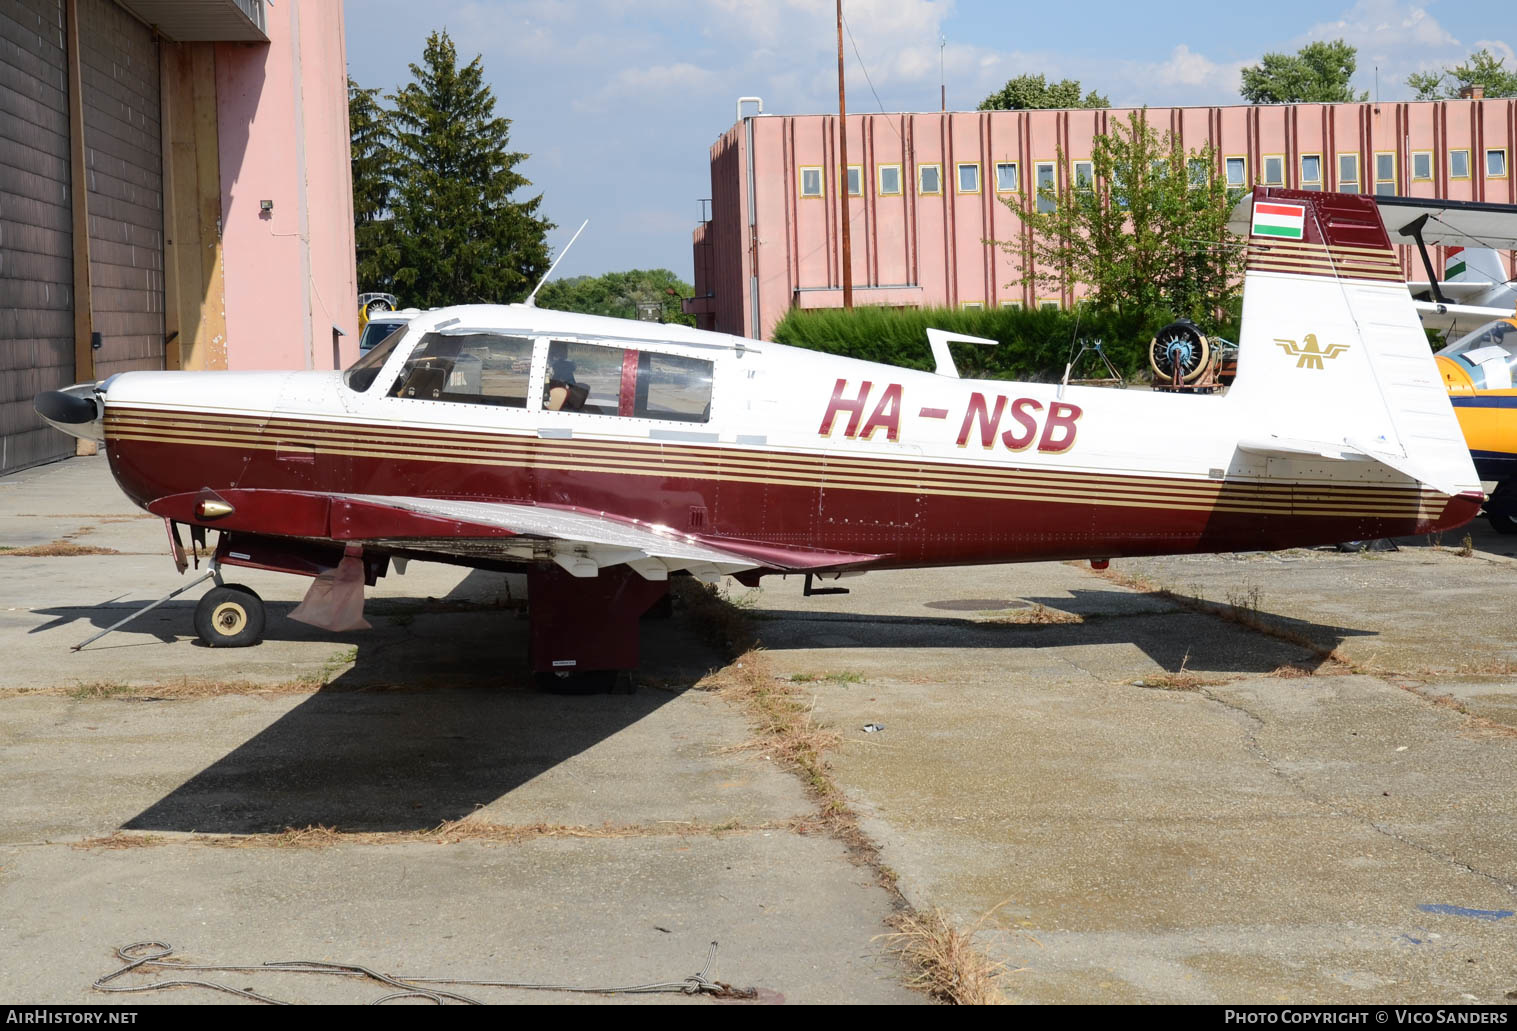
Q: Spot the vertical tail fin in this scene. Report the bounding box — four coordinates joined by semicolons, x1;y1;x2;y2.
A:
1227;188;1480;497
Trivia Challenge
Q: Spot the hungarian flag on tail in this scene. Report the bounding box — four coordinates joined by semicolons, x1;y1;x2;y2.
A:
1445;247;1466;279
1251;201;1306;240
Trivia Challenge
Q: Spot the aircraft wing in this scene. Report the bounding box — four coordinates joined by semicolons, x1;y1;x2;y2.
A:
147;488;878;581
1373;196;1517;250
1411;298;1517;331
1408;280;1502;302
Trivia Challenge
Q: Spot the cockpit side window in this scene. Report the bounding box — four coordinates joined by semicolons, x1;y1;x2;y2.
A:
542;339;714;422
388;332;534;407
344;324;409;392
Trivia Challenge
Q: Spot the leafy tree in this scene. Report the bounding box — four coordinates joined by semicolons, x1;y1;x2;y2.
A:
373;30;553;308
979;73;1108;111
1000;110;1243;351
1240;39;1366;103
1407;48;1517;100
348;77;394;292
536;269;696;327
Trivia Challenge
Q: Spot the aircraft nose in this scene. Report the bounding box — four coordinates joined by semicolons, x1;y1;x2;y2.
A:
35;390;98;425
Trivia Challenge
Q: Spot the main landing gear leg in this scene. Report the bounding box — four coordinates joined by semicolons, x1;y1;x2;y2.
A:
527;564;669;695
1486;480;1517;535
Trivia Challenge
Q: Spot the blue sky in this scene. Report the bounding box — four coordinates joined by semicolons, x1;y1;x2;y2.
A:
343;0;1513;287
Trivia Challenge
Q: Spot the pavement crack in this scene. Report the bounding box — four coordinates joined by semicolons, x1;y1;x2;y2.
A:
1194;687;1517;898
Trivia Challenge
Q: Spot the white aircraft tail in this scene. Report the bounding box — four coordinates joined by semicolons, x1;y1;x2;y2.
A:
1445;246;1507;286
1226;189;1480;498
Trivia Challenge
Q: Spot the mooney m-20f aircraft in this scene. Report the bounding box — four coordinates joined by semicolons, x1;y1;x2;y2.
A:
36;187;1483;683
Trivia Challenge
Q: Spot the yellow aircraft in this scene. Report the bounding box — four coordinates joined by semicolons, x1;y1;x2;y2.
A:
1374;197;1517;533
1435;317;1517;532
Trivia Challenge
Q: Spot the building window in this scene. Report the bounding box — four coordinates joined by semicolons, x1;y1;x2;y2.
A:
845;166;862;196
1450;149;1470;180
1039;299;1061;311
878;164;902;196
918;163;942;195
1000;300;1023;309
1225;156;1247;188
1337;153;1360;193
1488;149;1509;179
1374;152;1396;195
1073;160;1094;192
1411;151;1433;181
1035;161;1056;213
1300;153;1322;190
1263;155;1284;186
956;163;981;194
961;301;984;310
799;166;823;198
995;161;1019;193
1187;158;1209;188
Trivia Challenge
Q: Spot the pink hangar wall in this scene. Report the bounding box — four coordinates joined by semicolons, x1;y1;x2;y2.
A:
216;0;357;371
690;99;1517;340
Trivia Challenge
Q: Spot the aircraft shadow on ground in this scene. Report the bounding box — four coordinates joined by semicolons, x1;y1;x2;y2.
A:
62;570;714;835
120;672;688;835
743;587;1374;676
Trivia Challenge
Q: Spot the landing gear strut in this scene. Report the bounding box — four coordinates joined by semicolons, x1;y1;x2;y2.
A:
193;584;266;647
1486;480;1517;535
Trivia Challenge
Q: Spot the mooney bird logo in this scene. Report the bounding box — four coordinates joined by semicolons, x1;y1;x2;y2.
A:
1274;334;1349;370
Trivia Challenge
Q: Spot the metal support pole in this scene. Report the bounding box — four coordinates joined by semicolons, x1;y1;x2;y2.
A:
72;569;217;652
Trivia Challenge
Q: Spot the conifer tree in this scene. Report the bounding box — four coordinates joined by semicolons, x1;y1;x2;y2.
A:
376;31;552;307
348;77;394;292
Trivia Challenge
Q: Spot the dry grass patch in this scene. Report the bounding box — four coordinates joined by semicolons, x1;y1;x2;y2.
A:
980;604;1083;625
75;819;798;851
1090;566;1354;672
72;832;162;850
0;540;119;557
701;651;845;807
1134;670;1228;692
879;907;1011;1005
63;678;323;700
677;576;1014;1004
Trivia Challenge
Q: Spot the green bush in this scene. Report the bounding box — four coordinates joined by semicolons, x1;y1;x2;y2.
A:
770;304;1242;383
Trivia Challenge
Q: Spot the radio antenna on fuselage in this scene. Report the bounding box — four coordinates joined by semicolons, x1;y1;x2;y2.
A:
523;220;589;308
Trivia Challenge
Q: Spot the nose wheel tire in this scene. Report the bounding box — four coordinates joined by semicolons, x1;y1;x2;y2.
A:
194;584;266;648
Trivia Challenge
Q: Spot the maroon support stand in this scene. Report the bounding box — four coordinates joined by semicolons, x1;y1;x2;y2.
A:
527;565;670;674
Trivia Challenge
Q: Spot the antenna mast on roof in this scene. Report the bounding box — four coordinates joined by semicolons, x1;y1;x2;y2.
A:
523;220;589;308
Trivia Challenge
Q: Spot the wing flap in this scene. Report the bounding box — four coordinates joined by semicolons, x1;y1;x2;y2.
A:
336;494;879;577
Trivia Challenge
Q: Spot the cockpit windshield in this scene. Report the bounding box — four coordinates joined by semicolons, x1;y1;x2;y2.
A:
344;324;410;392
1439;320;1517;390
1443;320;1515;357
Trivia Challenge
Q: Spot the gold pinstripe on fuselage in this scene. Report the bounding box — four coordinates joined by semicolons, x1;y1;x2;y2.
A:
104;405;1447;522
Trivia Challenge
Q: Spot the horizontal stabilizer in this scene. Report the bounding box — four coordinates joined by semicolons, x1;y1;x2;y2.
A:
1237;436;1466;497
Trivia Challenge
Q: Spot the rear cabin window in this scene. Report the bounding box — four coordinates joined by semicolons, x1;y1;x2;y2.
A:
544;340;713;422
389;332;533;407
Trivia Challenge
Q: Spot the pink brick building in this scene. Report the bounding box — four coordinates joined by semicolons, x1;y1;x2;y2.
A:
686;98;1517;340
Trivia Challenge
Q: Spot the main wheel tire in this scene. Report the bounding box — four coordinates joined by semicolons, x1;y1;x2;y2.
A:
194;584;265;648
1488;511;1517;535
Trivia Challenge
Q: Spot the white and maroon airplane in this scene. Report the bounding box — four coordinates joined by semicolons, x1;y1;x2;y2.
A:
35;187;1483;684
